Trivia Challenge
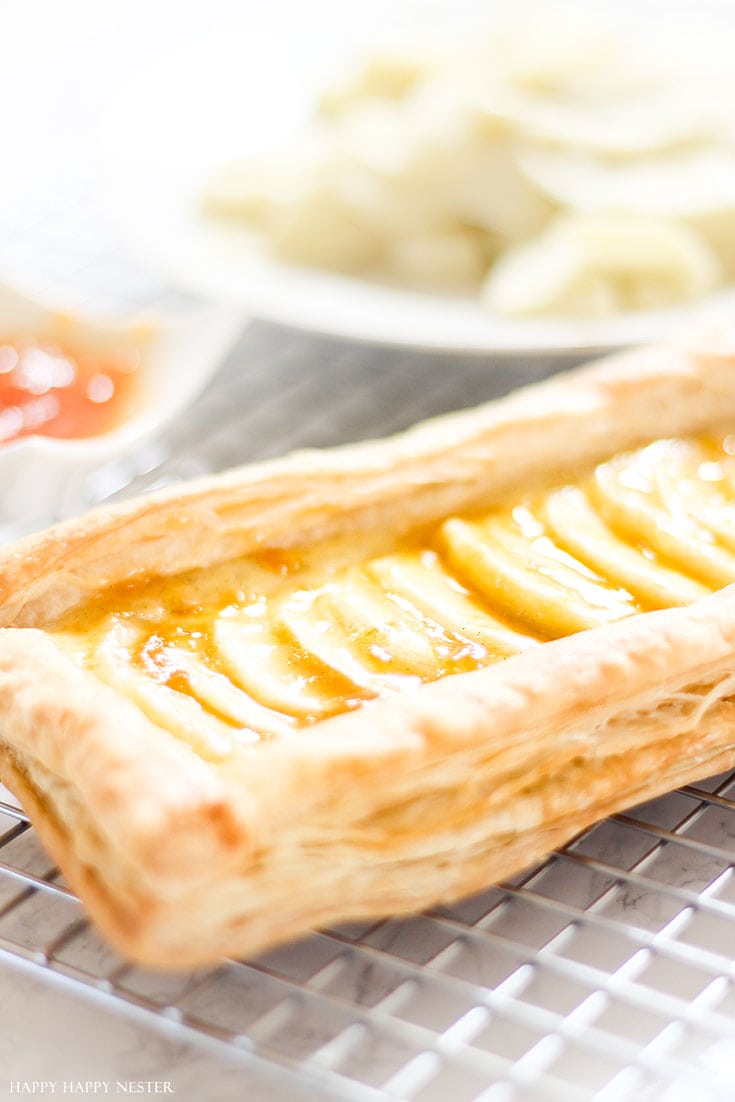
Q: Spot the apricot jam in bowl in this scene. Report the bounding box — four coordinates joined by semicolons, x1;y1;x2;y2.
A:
0;282;243;529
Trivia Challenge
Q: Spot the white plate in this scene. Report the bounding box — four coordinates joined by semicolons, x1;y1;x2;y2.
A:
99;0;735;355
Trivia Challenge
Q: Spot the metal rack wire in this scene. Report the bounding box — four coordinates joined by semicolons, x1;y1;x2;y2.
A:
4;769;735;1101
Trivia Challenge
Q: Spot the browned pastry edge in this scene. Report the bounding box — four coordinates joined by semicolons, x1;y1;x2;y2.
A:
1;331;735;965
2;329;735;629
3;596;735;966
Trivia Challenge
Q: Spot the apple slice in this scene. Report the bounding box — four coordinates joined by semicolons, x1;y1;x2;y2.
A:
367;549;536;658
438;514;635;637
153;641;291;739
94;619;241;761
277;574;435;691
215;602;338;721
541;484;707;608
592;457;735;588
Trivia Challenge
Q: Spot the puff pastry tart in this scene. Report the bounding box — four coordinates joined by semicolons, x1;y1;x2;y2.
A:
3;335;735;968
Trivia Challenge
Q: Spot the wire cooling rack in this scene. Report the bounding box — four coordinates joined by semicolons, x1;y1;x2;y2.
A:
2;322;735;1101
5;768;735;1102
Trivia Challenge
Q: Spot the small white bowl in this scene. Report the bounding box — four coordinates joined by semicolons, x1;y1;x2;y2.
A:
0;281;245;530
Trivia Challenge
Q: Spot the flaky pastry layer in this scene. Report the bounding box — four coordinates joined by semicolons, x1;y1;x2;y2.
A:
2;332;735;966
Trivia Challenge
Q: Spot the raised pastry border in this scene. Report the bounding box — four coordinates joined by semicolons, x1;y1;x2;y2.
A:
1;331;735;966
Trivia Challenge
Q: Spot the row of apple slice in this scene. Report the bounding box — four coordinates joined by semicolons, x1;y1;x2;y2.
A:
88;438;735;746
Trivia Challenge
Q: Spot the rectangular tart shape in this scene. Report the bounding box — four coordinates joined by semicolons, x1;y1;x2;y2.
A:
2;334;735;967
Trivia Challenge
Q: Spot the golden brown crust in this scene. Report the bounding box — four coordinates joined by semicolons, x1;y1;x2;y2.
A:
2;331;735;966
3;328;735;629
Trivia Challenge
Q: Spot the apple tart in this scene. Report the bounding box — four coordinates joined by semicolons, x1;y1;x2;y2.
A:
2;335;735;967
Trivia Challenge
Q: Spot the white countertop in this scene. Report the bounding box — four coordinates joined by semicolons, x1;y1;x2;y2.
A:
0;961;320;1101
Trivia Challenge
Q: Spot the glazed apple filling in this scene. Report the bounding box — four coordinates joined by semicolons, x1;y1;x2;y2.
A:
53;435;735;756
